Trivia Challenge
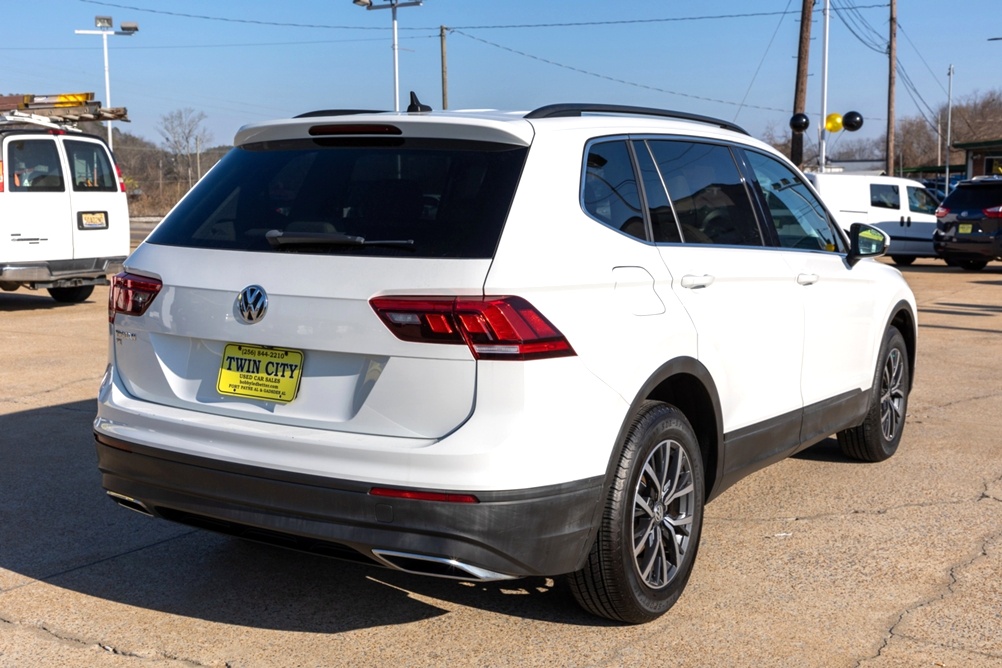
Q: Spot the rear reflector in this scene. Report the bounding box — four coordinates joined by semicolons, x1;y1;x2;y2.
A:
109;272;162;323
370;295;575;361
370;487;479;503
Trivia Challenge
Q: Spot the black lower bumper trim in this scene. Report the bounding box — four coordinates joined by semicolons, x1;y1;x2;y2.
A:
95;433;605;578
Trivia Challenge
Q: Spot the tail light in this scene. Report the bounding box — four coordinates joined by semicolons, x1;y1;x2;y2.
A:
0;159;4;192
984;205;1002;219
109;272;162;323
116;164;127;193
370;296;575;361
934;206;949;218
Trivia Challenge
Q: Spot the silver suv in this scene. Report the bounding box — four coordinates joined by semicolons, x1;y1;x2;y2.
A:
96;102;917;623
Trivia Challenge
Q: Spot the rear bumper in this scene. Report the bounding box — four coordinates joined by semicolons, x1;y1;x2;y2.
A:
0;256;125;288
933;232;1002;261
95;433;604;579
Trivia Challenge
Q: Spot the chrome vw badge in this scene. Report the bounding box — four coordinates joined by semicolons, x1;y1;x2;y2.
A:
237;285;268;323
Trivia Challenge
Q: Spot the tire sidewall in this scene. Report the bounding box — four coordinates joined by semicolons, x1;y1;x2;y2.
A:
616;404;705;619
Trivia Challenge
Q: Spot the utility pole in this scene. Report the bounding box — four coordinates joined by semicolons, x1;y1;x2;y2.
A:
791;0;813;167
886;0;897;175
440;26;449;109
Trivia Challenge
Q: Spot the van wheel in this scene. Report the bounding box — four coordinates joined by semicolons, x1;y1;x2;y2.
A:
890;255;915;266
837;326;909;462
569;401;704;624
959;260;987;271
47;285;95;303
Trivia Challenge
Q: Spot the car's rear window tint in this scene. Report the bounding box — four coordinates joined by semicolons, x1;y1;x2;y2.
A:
147;138;528;258
943;183;1002;211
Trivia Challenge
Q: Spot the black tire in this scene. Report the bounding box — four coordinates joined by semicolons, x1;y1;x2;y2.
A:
47;285;95;303
569;401;704;624
837;326;909;462
959;260;988;271
890;255;915;266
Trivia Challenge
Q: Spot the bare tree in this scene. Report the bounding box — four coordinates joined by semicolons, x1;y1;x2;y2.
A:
157;108;212;191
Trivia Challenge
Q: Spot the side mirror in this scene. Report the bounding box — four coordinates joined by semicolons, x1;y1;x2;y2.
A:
846;223;890;267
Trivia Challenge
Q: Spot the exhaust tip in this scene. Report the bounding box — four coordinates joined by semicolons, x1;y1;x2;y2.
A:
106;491;153;516
372;549;516;582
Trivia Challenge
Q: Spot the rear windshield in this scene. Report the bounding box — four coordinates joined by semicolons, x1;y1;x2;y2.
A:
147;138;528;258
943;183;1002;211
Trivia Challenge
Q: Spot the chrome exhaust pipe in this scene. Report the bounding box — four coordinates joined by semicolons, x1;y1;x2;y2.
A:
106;491;153;516
371;549;516;582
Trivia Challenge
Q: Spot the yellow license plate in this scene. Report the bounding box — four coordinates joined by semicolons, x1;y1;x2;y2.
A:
217;343;304;403
78;211;108;229
957;223;973;234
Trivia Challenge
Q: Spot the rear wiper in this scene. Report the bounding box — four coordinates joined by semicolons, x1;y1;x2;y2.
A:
265;229;415;250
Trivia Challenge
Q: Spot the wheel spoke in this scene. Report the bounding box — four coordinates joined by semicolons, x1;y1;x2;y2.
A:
631;436;697;589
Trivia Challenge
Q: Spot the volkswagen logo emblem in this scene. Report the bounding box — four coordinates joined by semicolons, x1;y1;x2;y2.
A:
237;285;268;324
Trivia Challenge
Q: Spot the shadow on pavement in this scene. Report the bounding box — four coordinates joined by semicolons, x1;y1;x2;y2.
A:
0;292;92;312
0;400;601;633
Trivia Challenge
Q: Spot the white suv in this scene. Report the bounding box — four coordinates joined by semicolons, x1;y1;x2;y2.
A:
95;102;917;623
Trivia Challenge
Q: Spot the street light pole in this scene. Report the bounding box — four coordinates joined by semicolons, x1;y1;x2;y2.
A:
352;0;423;112
75;16;138;150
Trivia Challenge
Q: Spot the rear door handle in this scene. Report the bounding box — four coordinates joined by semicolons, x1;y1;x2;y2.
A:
797;273;819;286
680;274;714;289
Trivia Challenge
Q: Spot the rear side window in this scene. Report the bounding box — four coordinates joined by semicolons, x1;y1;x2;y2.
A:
148;138;528;259
870;184;900;209
6;138;63;191
65;140;118;192
582;140;645;239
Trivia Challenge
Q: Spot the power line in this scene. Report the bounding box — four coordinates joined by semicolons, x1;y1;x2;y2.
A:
450;30;789;114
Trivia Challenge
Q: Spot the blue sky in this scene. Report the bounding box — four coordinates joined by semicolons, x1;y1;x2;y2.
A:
3;0;999;154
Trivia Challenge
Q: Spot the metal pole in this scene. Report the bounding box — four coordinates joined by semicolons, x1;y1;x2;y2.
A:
819;0;829;171
945;65;953;193
102;31;112;149
391;1;399;112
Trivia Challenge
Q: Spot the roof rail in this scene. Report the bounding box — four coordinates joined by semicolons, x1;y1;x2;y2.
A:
524;103;748;135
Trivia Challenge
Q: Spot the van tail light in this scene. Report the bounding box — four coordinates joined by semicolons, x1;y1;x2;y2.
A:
0;159;4;192
370;296;575;361
109;272;162;323
116;164;126;192
984;205;1002;218
934;206;949;218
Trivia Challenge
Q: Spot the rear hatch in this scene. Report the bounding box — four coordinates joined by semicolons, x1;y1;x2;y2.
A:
937;182;1002;238
112;115;533;439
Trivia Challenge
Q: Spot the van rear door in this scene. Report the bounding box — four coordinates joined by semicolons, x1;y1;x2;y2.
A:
2;136;72;262
63;137;130;261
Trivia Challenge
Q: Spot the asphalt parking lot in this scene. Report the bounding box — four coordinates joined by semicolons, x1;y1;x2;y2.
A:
1;258;1000;667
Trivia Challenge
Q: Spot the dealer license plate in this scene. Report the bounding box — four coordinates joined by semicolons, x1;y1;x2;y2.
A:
958;223;973;234
216;343;304;403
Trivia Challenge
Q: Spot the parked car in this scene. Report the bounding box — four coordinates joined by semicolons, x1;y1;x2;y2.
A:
805;172;940;265
933;176;1002;270
0;117;130;302
95;102;917;624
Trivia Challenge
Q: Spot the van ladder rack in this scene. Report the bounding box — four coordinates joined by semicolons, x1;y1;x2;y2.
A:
525;103;748;135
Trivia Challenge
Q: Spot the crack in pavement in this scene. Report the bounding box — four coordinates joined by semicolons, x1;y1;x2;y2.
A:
856;474;1002;666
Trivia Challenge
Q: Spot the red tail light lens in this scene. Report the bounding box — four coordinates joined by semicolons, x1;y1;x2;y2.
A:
116;164;126;193
984;205;1002;218
109;272;162;323
370;296;575;361
934;206;949;218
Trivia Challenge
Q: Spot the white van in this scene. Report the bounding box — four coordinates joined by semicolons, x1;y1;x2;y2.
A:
806;173;940;265
1;122;129;302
